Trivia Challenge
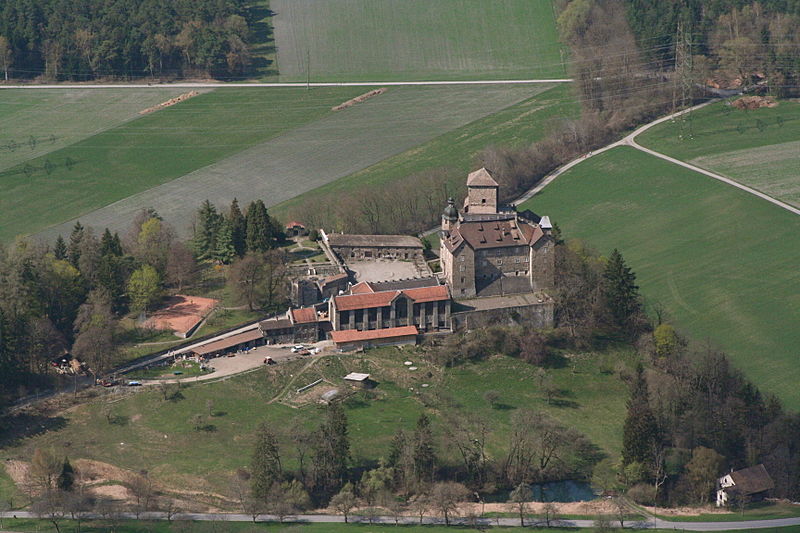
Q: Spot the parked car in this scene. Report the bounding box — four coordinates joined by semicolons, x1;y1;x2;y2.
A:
127;381;142;386
291;345;305;353
264;356;276;365
298;349;311;356
99;378;119;387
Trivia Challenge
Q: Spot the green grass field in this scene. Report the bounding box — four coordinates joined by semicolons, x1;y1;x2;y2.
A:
0;88;194;173
1;346;630;503
656;501;800;522
520;146;800;410
637;100;800;207
272;84;578;222
1;87;367;244
271;0;567;82
13;84;554;245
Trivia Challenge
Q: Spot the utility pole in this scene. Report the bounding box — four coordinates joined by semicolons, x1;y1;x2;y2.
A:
306;49;311;91
673;22;694;140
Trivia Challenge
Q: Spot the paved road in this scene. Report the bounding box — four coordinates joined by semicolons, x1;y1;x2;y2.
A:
512;99;800;217
0;79;573;90
1;510;799;530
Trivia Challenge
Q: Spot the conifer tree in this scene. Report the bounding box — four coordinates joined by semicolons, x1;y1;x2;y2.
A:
193;200;222;260
57;457;75;492
213;220;236;264
602;248;640;332
245;200;273;253
68;221;85;267
53;235;67;261
412;414;436;483
622;364;660;466
311;402;351;496
251;422;282;500
100;228;122;257
229;198;246;257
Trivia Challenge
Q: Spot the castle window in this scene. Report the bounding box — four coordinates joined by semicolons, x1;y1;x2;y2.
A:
524;257;529;263
515;257;521;263
459;256;465;262
481;199;486;204
497;259;502;265
459;265;465;272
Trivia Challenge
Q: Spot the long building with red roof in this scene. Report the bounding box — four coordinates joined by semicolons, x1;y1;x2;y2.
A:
329;278;450;333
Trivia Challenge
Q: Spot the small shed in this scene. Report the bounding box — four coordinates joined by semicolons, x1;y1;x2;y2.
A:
717;464;774;506
286;221;308;237
343;372;373;389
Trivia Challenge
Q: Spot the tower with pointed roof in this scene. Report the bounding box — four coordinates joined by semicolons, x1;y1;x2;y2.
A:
439;168;554;298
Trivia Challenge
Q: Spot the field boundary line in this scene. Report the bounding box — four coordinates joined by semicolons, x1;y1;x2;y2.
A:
0;79;573;90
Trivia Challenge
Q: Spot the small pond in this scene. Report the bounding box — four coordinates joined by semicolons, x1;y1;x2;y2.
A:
487;480;596;503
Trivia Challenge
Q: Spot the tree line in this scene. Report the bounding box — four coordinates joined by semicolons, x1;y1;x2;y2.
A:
0;197;288;409
622;0;800;96
0;0;255;81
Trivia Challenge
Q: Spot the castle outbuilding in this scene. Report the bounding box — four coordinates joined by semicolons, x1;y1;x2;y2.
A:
440;168;555;298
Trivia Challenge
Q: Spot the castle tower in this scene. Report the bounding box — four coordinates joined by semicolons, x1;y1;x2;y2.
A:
441;197;458;232
464;167;498;214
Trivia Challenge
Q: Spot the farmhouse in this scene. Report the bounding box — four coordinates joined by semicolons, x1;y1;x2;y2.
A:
717;465;774;506
440;168;555;297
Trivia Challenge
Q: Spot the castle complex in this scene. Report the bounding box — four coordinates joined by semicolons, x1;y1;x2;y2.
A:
256;167;555;351
440;168;555;297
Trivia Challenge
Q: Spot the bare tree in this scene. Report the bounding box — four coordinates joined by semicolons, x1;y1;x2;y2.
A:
430;481;470;526
509;482;533;526
542;502;560;527
128;471;155;518
31;489;65;533
165;241;197;290
329;484;357;523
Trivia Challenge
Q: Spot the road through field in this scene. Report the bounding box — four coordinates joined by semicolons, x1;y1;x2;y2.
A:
514;100;800;216
36;84;555;241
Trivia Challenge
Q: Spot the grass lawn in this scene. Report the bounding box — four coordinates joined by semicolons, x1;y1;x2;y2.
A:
519;146;800;410
0;88;194;174
272;84;578;223
0;346;630;502
637;100;800;207
271;0;567;82
30;84;553;245
657;501;800;522
1;86;366;244
126;361;207;381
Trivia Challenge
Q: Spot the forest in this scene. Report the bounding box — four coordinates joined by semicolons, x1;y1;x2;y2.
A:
0;0;255;80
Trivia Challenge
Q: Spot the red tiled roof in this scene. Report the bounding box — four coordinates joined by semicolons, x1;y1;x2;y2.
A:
334;291;399;311
349;281;375;294
290;307;318;324
286;221;305;229
193;329;263;355
404;284;450;303
331;326;418;344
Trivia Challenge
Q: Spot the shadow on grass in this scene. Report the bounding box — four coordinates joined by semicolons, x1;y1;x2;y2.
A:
0;413;68;448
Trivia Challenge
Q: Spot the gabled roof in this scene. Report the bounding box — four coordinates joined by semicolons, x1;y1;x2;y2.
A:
334;284;450;312
331;326;418;344
259;318;293;331
349;281;375;294
318;273;348;289
193;329;263;355
285;221;305;229
334;291;400;311
404;284;450;303
729;465;774;495
467;167;499;187
327;233;422;249
290;307;318;324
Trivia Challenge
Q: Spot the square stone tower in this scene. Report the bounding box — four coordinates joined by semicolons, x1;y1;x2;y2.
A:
464;167;498;214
